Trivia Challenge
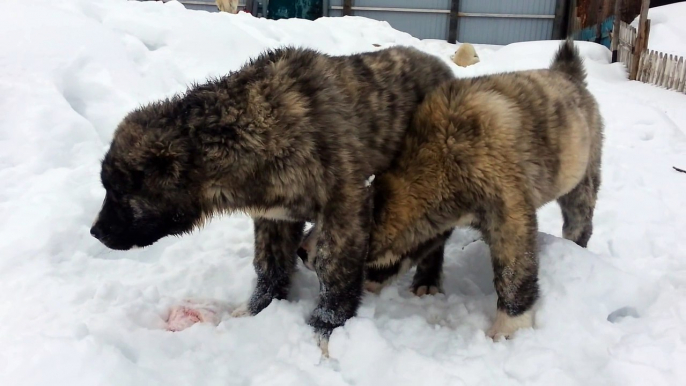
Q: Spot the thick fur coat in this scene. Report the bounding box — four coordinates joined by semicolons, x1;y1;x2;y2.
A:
90;46;454;347
369;40;603;339
301;40;604;340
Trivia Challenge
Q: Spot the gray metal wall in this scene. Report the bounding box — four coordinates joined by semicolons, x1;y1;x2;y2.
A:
177;0;247;13
328;0;558;45
459;0;556;45
329;0;451;41
174;0;558;45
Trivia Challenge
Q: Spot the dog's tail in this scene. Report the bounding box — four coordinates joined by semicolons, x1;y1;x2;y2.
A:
550;39;586;84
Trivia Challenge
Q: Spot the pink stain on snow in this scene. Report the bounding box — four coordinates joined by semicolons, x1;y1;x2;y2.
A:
165;301;223;332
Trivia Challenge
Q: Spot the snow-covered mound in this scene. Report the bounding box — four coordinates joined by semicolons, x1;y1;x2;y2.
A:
1;0;686;385
632;2;686;57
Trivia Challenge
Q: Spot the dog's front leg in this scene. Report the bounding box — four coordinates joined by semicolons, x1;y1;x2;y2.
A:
236;219;304;317
307;188;368;354
482;194;539;341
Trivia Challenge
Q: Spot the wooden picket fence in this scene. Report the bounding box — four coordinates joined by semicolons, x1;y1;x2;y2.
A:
613;18;686;94
615;21;637;75
636;50;686;93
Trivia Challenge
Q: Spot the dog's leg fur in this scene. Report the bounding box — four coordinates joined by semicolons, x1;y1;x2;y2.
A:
481;191;538;340
308;183;369;343
354;40;601;341
245;219;305;315
410;231;451;296
557;165;601;248
364;231;451;295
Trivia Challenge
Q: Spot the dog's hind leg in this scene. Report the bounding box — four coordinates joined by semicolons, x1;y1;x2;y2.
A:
364;231;451;295
557;166;600;248
410;230;452;296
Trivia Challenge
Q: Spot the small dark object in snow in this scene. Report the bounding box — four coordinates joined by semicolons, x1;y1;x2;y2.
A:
607;306;640;323
673;166;686;174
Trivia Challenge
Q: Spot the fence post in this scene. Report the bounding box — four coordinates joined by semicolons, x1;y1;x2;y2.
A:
553;0;571;39
670;55;678;89
652;51;661;85
637;49;646;81
630;0;651;80
680;59;686;92
644;19;651;53
677;57;685;92
655;53;667;87
671;55;683;90
643;50;657;83
566;0;578;37
447;0;460;44
342;0;352;16
611;0;622;62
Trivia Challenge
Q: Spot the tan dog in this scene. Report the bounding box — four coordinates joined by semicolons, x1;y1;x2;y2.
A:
452;43;480;67
216;0;238;13
367;40;603;340
300;40;603;341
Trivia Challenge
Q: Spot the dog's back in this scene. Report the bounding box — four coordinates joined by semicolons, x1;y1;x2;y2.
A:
405;40;602;207
238;46;453;176
330;47;455;173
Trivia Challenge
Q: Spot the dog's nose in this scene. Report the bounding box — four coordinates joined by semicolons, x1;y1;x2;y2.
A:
90;224;103;240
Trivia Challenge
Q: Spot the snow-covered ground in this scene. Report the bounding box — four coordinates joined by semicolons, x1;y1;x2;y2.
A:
632;2;686;57
1;0;686;385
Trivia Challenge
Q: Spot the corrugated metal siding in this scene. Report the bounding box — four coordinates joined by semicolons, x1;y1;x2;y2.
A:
329;0;449;10
458;0;555;44
170;0;558;45
460;0;556;15
178;1;247;13
329;0;450;40
362;12;448;39
458;18;554;45
177;0;218;12
329;0;557;44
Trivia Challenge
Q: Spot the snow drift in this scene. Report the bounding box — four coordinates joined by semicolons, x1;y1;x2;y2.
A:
1;0;686;385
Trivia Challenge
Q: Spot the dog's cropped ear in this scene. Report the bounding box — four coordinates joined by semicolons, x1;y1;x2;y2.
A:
130;132;191;186
178;88;241;146
178;87;208;124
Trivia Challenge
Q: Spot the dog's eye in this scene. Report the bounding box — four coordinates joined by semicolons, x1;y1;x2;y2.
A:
172;212;183;222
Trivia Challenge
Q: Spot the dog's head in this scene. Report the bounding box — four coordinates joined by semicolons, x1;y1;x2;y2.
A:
91;64;321;250
90;104;203;250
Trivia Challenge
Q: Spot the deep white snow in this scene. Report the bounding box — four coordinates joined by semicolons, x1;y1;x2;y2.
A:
1;0;685;385
632;2;686;57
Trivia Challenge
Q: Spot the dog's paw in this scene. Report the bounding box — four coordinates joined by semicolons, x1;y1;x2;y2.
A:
487;310;534;341
364;281;385;294
316;332;330;358
230;303;252;318
412;285;441;297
